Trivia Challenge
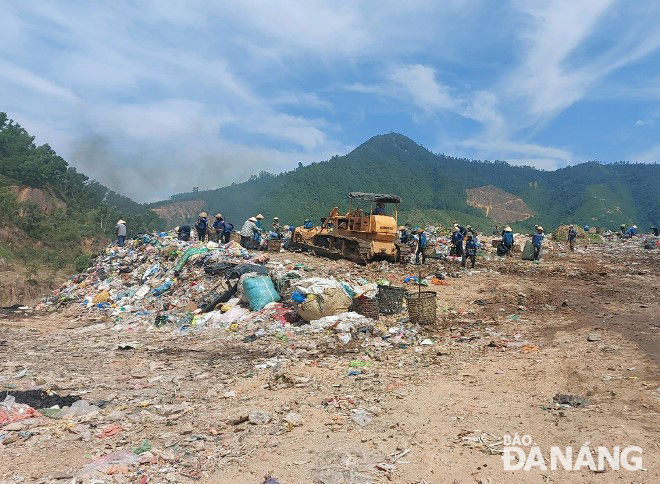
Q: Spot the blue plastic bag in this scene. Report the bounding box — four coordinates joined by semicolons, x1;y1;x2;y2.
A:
291;291;306;303
244;276;281;311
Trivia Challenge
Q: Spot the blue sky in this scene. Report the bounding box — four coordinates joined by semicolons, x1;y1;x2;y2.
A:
2;0;659;202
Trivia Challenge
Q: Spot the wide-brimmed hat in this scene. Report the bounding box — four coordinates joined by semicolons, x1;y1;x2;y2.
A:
504;226;512;231
273;217;279;220
249;217;257;222
256;214;264;219
199;212;207;218
398;226;405;230
537;226;544;232
175;226;180;232
466;224;472;228
451;227;458;232
117;219;126;224
632;225;637;228
416;228;424;233
466;233;473;238
215;213;222;218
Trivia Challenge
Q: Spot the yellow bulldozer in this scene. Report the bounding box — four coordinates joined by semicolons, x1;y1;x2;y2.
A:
289;192;408;264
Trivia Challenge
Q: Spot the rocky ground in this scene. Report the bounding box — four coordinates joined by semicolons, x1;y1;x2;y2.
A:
1;238;658;483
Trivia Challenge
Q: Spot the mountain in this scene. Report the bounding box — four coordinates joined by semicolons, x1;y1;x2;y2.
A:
152;133;659;232
0;112;164;275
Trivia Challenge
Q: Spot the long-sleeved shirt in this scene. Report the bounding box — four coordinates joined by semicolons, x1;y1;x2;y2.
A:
115;223;126;236
213;220;225;232
502;231;513;246
532;233;544;247
417;232;427;248
627;227;636;237
240;220;257;237
451;232;464;245
568;229;577;241
465;239;478;254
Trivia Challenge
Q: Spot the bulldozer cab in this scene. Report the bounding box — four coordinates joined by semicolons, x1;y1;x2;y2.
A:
338;192;400;233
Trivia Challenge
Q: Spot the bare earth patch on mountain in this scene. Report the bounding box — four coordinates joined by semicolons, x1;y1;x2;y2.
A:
466;185;534;223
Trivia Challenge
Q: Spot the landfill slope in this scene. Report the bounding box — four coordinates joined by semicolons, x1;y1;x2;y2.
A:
1;229;659;483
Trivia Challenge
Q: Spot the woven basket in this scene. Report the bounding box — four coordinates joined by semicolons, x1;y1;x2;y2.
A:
405;291;437;325
377;285;406;314
267;239;282;252
352;297;380;320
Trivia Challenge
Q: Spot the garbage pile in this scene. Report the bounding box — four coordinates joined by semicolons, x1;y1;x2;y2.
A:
38;232;425;348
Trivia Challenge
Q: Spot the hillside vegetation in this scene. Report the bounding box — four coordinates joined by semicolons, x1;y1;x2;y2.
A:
154;133;659;232
0;112;164;273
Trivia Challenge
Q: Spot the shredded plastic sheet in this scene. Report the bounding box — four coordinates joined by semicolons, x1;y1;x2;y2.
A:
0;395;41;425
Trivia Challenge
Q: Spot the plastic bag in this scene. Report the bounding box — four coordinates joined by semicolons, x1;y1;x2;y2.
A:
174;247;208;272
243;276;281;311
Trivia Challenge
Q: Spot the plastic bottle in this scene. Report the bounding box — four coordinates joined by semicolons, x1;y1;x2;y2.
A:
152;280;172;296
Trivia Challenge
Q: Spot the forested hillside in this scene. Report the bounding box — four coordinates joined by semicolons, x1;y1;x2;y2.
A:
0;113;164;272
154;133;659;232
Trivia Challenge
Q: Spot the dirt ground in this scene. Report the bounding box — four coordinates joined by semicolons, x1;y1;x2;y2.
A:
1;239;658;483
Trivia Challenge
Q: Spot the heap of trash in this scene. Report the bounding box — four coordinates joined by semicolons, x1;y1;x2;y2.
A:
39;231;425;348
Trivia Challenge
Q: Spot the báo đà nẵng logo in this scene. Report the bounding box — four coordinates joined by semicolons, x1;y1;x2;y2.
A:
501;434;643;472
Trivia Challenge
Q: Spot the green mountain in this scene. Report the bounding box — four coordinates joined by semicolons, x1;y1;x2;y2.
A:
0;113;164;272
153;133;659;232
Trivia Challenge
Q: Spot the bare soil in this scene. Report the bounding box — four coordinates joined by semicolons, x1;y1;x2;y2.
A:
1;241;658;483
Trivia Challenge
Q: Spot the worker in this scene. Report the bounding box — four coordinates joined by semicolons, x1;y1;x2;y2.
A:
620;223;627;235
627;225;637;238
502;226;514;257
222;221;234;244
462;233;478;268
465;224;473;235
272;217;282;239
415;227;427;264
652;226;659;237
115;219;126;247
177;225;191;241
568;225;577;252
196;212;208;242
373;202;386;215
458;223;467;237
398;226;409;244
492;225;500;236
212;214;225;243
583;224;590;233
532;226;544;260
240;217;258;248
451;226;464;258
303;219;313;229
255;214;265;230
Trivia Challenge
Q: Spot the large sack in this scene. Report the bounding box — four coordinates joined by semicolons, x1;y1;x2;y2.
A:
243;276;281;311
293;278;352;321
522;241;535;260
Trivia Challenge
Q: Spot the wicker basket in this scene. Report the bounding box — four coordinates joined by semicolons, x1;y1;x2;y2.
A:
267;239;282;252
377;285;406;314
405;291;437;325
352;297;380;320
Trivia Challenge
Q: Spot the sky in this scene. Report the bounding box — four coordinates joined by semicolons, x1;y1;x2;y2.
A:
2;0;660;202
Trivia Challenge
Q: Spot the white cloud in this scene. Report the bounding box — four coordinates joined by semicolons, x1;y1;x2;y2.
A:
2;0;660;202
0;60;78;102
635;119;654;127
630;143;660;163
388;64;457;112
